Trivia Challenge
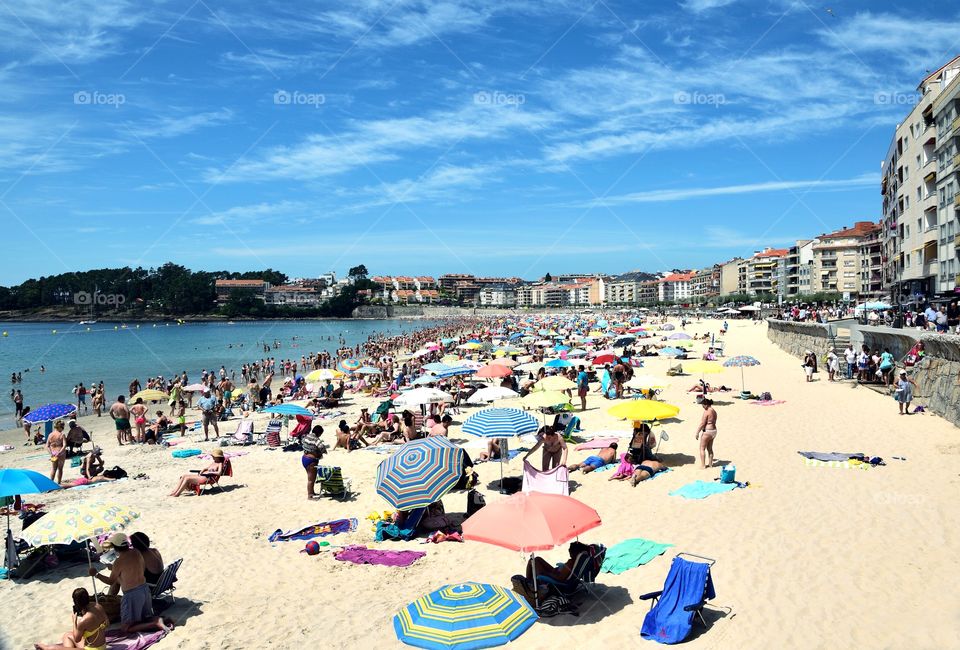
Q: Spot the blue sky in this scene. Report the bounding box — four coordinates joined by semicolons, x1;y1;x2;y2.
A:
2;0;960;284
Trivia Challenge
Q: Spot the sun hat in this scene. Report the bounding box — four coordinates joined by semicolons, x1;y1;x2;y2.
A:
210;448;225;458
104;532;129;549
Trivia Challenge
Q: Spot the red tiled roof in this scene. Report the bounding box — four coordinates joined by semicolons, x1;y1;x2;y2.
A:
819;221;882;239
215;279;266;287
753;248;788;258
661;273;693;282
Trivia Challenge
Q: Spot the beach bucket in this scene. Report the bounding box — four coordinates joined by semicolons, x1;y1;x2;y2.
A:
720;464;736;483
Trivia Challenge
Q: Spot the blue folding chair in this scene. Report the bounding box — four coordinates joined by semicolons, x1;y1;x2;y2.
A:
639;553;716;644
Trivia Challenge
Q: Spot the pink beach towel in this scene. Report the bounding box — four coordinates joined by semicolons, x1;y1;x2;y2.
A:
105;629;167;650
611;453;636;480
521;461;569;496
750;400;786;406
575;437;619;451
334;545;425;567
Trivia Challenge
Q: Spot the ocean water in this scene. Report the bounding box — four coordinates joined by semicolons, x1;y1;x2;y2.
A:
0;319;441;430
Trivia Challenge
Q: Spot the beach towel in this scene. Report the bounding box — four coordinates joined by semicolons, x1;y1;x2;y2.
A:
362;445;401;454
314;410;347;421
601;538;674;575
521;461;569;496
268;518;358;542
334;545;425;567
592;463;618;472
669;480;738;500
171;449;201;458
575;438;619;451
104;629;167;650
750;400;786;406
802;458;871;470
797;451;862;462
640;558;715;644
69;478;128;491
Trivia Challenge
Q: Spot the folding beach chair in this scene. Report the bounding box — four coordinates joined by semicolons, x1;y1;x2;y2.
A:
538;543;606;598
713;340;725;357
315;466;351;499
263;419;283;447
194;459;232;495
230;419;255;445
639;553;716;644
149;558;183;605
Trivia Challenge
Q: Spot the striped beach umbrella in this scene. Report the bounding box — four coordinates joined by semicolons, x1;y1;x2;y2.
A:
376;437;464;510
394;582;537;650
339;358;362;372
22;403;76;424
462;408;538;438
724;355;760;392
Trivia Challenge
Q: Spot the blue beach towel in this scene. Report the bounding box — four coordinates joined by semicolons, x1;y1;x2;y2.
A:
268;518;358;542
641;557;716;644
601;538;673;575
669;480;737;500
171;449;202;458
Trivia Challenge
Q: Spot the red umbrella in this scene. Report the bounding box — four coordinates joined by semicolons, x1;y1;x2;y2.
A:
474;365;514;379
592;354;616;366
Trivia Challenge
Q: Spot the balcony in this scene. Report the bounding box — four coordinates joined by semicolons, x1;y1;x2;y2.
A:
954;116;960;132
955;153;960;168
924;169;937;184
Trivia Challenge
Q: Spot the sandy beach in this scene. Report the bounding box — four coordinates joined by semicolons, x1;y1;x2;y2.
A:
1;318;958;650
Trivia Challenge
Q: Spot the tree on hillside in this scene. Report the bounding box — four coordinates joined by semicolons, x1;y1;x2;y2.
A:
544;273;552;282
348;264;369;280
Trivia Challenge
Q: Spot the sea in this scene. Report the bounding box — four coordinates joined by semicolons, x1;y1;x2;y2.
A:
0;319;443;430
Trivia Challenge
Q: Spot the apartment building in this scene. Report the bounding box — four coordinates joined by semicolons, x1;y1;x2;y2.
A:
810;222;881;297
658;272;693;303
778;240;815;300
264;285;322;306
478;286;517;307
369;276;439;304
690;266;721;300
214;279;270;304
883;56;960;303
745;249;787;296
719;258;744;296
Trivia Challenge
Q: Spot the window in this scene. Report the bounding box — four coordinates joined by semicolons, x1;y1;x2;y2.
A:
844;260;855;267
906;253;911;267
843;283;856;289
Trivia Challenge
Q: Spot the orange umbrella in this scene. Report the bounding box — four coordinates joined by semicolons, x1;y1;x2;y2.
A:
474;365;514;379
490;358;518;367
462;492;601;553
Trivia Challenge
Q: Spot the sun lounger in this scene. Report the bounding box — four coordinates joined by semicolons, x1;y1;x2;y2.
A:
640;553;716;644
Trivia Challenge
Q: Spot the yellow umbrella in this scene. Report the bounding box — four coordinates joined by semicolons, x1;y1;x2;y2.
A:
131;389;168;402
607;401;680;421
306;369;344;381
533;375;576;391
458;342;483;350
521;391;570;408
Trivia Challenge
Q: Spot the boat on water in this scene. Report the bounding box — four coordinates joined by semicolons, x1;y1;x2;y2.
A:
79;320;97;325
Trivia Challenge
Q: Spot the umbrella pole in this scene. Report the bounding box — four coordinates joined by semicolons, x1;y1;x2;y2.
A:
87;543;100;604
741;367;746;394
531;552;540;610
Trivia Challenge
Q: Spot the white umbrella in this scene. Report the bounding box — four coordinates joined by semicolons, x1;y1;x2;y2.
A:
393;387;453;407
468;387;520;403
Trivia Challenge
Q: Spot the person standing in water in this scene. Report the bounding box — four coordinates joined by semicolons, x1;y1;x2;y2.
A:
695;398;718;469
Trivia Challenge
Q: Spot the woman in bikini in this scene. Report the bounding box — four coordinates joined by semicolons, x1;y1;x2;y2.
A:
46;420;67;484
695;398;718;469
130;398;148;444
33;587;109;650
524;425;567;471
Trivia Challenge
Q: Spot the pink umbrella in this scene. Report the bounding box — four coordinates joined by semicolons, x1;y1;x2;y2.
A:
474;365;514;379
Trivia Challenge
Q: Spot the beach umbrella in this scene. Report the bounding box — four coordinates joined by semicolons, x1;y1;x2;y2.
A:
261;403;313;417
514;362;544;373
659;347;686;357
592;354;616;366
626;375;669;390
462;408;538;437
22;403;77;424
450;359;484;370
607;401;680;421
474;365;514;379
131;389;168;402
394;388;454;407
533;375;576;392
661;324;675;331
553;344;571;352
182;383;207;392
394;582;537;650
413;348;434;358
543;358;573;369
489;358;518;367
433;367;477;379
412;375;438;386
457;342;483;351
520;391;570;409
612;336;635;348
566;348;588;358
356;366;382;375
723;355;761;393
467;387;520;403
375;437;464;510
423;363;451;372
306;369;344;381
462;492;602;607
339;358;362;373
668;333;692;340
684;360;722;375
0;469;60;570
24;500;140;600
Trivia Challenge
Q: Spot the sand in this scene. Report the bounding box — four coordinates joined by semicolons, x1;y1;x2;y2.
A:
1;319;958;650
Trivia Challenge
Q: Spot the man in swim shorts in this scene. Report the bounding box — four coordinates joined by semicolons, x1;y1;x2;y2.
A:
109;395;131;445
567;443;618;474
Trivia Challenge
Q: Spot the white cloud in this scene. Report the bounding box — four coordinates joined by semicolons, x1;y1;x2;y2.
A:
128;109;234;139
680;0;738;13
193;200;314;226
817;12;960;63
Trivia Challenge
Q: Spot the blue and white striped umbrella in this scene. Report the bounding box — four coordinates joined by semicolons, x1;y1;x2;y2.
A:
462;408;538;438
376;437;464;510
723;356;760;392
22;403;76;424
260;404;313;417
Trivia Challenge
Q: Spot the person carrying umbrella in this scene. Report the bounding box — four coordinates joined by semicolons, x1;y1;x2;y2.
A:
89;533;174;634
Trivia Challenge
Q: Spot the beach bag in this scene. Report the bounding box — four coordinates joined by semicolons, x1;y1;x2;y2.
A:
537;594;578;618
465;489;486;519
102;466;127;479
98;594;122;623
759;391;772;401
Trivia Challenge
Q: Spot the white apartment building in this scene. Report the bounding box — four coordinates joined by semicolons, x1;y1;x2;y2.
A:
478;286;517;307
658;273;693;302
882;56;960;303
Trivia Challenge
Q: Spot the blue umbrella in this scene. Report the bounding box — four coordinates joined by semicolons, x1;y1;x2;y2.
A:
375;437;464;510
356;366;382;375
22;403;76;424
395;582;537;650
433;367;477;379
412;375;438;386
553;344;571;352
260;404;313;417
660;347;686;357
462;408;538;438
544;359;573;368
0;468;60;498
423;363;452;372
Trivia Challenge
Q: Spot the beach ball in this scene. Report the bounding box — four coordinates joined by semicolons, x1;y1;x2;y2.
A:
303;541;320;556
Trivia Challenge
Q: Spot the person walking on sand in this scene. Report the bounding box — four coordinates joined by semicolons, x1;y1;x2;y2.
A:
197;389;219;441
802;351;816;382
46;420;67;484
576;365;589;411
695;398;717;469
109;395;131;446
893;370;917;415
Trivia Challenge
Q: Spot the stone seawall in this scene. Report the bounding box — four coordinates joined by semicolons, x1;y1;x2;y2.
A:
769;320;960;428
765;319;833;358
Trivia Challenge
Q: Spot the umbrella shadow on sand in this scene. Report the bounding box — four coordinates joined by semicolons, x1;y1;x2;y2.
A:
540;584;632;625
653;452;696;467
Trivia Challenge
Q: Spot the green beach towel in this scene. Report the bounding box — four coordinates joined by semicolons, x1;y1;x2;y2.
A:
669;480;738;500
600;538;673;575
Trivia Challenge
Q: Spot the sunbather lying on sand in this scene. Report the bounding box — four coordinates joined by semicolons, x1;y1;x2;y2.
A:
630;459;668;486
567;443;617;474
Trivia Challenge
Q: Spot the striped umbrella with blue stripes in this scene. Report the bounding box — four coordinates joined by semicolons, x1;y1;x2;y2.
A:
22;403;76;424
723;355;761;393
376;437;464;510
462;408;538;438
395;582;536;650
